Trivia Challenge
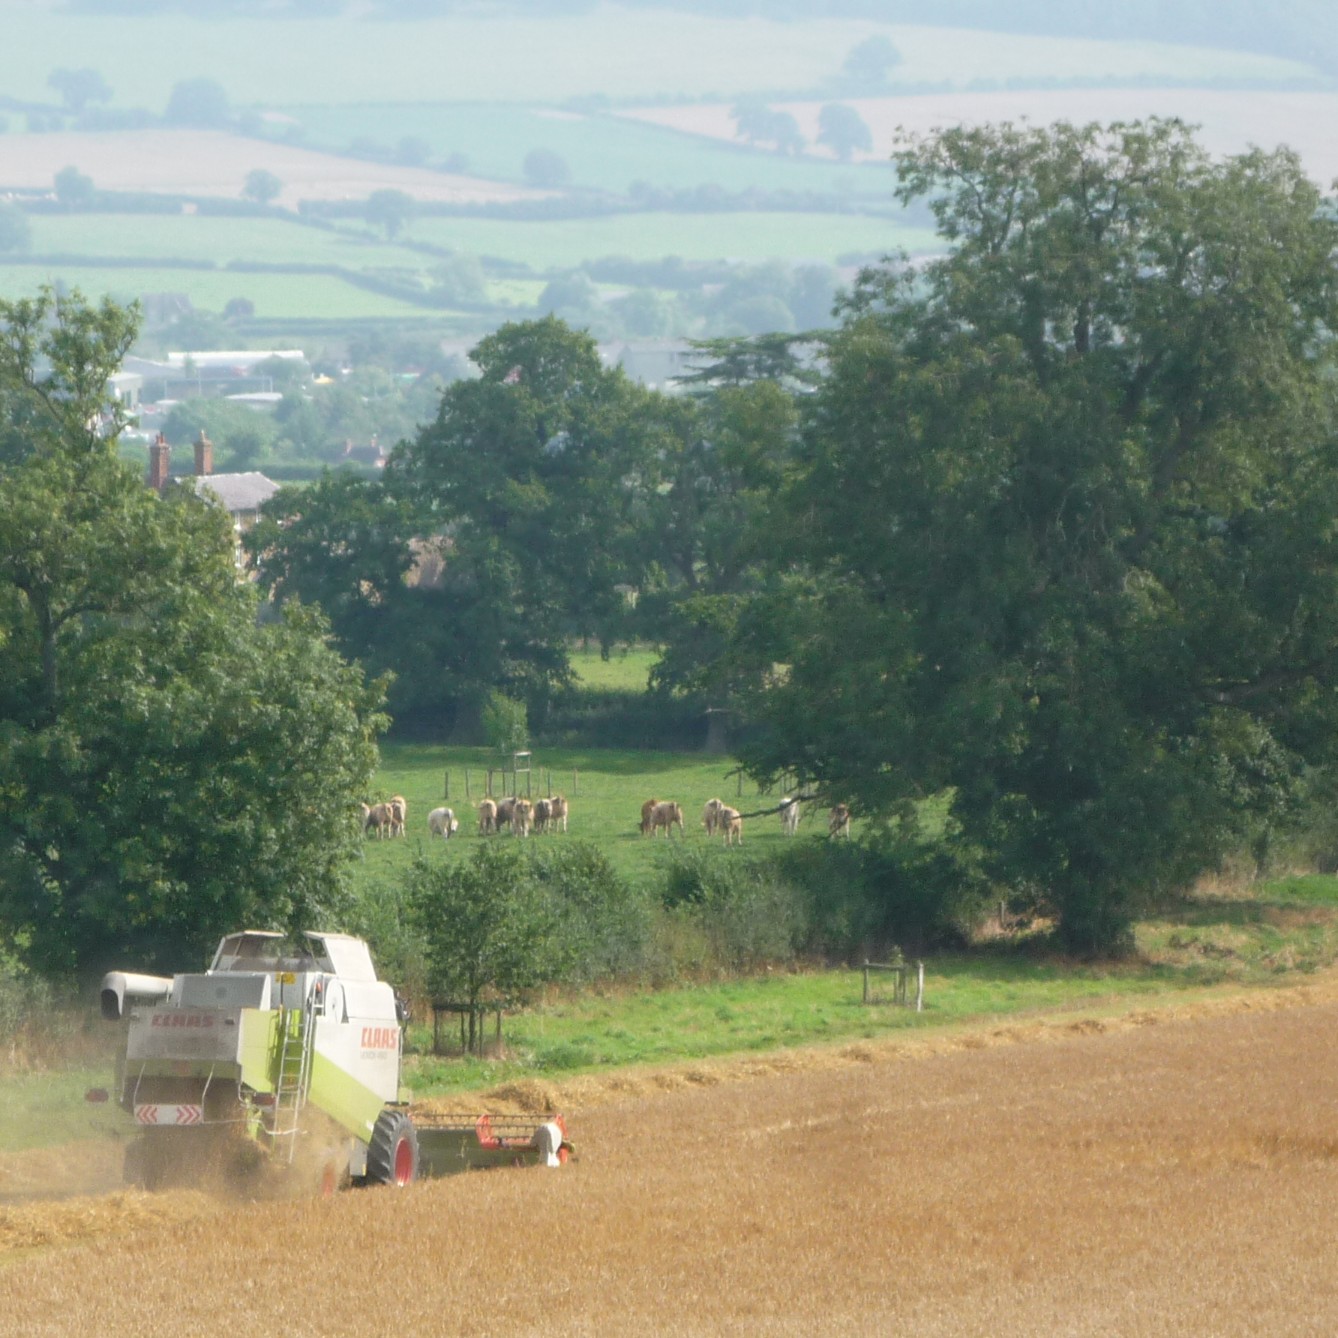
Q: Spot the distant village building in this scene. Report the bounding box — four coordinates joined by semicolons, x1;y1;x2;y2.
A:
122;350;308;405
146;429;279;570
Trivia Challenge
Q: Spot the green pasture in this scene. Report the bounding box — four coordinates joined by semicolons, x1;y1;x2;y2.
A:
0;263;438;320
569;644;660;692
0;11;1315;107
280;103;890;196
5;209;928;330
361;742;781;898
0;1068;127;1154
408;211;929;268
24;215;426;270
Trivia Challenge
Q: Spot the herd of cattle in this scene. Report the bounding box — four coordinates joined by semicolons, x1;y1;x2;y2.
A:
642;796;850;844
361;793;851;843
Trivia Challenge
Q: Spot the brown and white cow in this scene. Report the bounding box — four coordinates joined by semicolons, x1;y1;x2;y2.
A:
511;797;533;837
494;796;518;833
828;803;851;839
649;801;684;838
533;797;553;834
720;806;744;846
363;802;394;839
477;798;498;836
548;794;569;833
639;797;659;836
702;797;725;837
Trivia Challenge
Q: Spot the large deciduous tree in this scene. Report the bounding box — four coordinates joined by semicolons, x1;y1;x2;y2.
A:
0;290;386;978
384;317;673;728
734;120;1338;953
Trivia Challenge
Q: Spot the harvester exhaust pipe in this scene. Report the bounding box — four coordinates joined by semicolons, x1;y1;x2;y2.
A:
100;971;173;1020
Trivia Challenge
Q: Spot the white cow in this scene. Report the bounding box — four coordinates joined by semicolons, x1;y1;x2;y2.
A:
428;806;459;838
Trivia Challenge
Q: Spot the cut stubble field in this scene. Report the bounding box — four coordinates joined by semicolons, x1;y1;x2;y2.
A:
624;88;1338;189
4;980;1338;1335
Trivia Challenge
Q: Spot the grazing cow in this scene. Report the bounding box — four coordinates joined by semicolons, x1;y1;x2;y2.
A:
829;803;851;839
511;797;533;837
428;806;459;838
548;794;569;833
388;795;407;838
779;796;801;836
477;798;498;836
721;806;743;846
363;802;394;839
494;797;518;833
702;797;725;837
639;797;659;836
533;798;553;834
650;801;685;838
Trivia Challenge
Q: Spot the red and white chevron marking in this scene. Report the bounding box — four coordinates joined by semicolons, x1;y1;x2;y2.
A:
134;1104;202;1126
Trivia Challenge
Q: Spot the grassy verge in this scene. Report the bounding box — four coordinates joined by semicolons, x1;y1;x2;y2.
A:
395;869;1338;1098
0;1070;130;1154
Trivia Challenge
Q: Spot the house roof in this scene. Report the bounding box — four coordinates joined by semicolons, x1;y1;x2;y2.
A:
189;472;280;514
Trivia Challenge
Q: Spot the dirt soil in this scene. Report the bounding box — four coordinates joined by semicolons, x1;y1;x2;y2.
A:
3;982;1338;1335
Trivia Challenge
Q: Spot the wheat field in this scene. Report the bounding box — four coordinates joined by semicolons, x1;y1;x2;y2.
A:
3;983;1338;1335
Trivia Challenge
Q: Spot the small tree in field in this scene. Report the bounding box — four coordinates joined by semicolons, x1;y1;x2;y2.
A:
406;845;560;1050
817;103;873;161
365;188;414;239
482;689;528;755
242;169;282;205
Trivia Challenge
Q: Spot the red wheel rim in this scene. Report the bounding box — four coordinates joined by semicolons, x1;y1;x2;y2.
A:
393;1136;414;1186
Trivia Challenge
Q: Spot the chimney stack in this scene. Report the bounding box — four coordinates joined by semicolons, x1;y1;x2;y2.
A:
148;433;171;492
194;429;214;477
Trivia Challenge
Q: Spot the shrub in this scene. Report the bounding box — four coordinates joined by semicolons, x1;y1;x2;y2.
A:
527;841;652;982
659;848;806;971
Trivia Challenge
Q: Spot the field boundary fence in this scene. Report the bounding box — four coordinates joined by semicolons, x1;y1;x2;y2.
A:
861;959;924;1011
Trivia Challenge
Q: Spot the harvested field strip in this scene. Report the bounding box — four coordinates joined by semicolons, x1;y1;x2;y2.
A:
621;89;1338;189
5;976;1338;1334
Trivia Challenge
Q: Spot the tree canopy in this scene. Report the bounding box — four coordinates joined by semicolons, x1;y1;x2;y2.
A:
0;290;386;977
732;119;1338;952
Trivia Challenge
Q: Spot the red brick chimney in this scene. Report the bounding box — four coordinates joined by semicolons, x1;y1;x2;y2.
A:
194;429;214;477
148;433;171;492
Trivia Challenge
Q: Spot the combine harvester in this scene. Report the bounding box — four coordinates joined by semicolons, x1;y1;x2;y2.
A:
95;930;571;1191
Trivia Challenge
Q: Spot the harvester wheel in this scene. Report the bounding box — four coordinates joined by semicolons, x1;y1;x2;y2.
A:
366;1108;418;1187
